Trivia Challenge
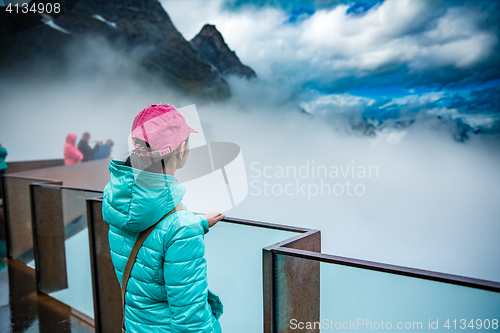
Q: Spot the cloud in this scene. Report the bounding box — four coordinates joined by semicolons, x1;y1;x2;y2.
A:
299;0;498;88
380;92;445;109
163;0;499;87
300;93;376;115
160;0;500;138
160;0;500;133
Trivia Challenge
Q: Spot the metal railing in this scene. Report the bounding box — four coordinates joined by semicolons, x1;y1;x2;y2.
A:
2;159;499;333
86;197;319;333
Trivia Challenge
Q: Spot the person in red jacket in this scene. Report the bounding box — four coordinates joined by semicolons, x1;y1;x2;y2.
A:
64;133;83;165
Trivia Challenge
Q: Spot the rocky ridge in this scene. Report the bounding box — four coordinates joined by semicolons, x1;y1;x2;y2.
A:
191;24;256;79
0;0;256;99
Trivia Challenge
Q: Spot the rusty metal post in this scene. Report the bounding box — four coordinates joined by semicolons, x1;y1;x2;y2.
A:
30;184;68;293
87;198;122;333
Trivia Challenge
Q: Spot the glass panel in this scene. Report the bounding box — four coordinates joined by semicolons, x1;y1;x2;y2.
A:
47;188;99;319
3;177;55;264
320;262;500;332
205;222;300;333
274;254;500;332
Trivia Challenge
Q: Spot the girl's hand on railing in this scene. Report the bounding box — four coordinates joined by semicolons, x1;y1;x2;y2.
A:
205;212;225;228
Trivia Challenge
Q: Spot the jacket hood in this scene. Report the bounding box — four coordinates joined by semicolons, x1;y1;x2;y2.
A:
102;159;186;233
66;133;77;146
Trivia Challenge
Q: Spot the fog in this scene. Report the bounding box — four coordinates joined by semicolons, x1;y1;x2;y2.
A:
1;40;499;283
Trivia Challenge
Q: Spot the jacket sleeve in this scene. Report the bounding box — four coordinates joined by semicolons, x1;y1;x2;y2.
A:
179;203;209;235
0;147;7;158
66;146;83;162
163;228;216;332
194;214;210;234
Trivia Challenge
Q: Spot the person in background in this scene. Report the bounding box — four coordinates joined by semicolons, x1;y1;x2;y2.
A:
94;139;114;160
0;144;8;201
78;132;101;162
64;133;83;165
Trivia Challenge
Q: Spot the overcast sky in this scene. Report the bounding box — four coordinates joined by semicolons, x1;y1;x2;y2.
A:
162;0;500;127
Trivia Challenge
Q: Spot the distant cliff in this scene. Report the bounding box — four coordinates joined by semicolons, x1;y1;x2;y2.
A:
191;24;256;79
0;0;255;99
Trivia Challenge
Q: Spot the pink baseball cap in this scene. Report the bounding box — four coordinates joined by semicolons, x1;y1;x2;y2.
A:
131;104;198;158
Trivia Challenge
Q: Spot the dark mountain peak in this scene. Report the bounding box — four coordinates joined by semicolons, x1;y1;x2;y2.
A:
199;24;221;38
191;24;256;79
195;24;226;53
0;0;231;100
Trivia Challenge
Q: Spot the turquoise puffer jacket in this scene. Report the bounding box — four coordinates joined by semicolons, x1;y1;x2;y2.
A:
102;160;222;333
0;147;7;171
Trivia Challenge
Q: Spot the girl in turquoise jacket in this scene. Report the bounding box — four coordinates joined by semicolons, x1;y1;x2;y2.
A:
102;104;224;332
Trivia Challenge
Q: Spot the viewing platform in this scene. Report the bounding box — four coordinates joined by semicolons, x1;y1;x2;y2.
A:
1;159;499;333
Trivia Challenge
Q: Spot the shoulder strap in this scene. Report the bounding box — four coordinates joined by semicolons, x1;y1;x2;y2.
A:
121;204;185;332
